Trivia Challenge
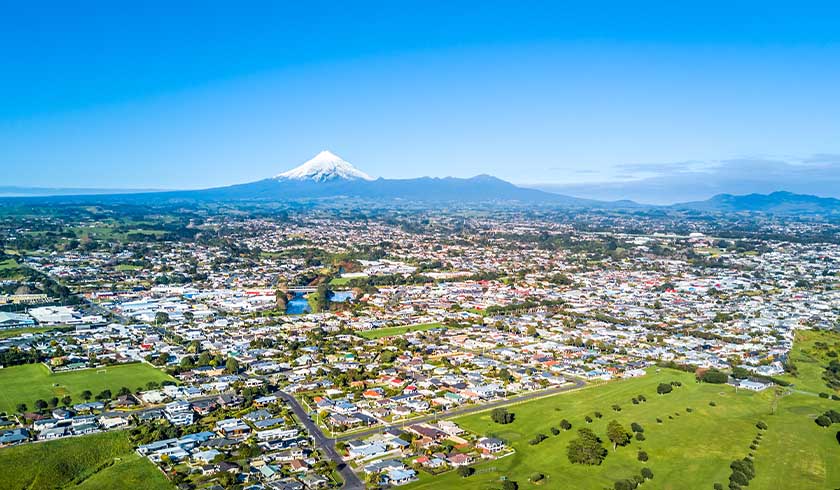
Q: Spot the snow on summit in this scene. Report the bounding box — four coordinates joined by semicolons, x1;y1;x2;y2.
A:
276;151;374;182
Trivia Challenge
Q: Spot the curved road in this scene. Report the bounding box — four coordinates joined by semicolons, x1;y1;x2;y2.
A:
277;378;585;489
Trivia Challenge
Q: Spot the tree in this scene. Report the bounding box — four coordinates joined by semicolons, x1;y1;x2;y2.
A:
657;383;673;395
16;403;27;413
456;466;474;478
641;468;654;480
155;312;170;325
118;386;132;397
630;422;644;433
61;395;72;406
81;390;92;401
701;369;728;384
35;399;48;410
560;419;572;430
567;428;608;465
756;421;768;430
730;470;749;486
48;397;59;408
491;408;515;424
637;450;648;462
585;415;593;423
815;415;832;427
501;480;518;490
607;420;631;450
594;411;603;419
225;357;240;374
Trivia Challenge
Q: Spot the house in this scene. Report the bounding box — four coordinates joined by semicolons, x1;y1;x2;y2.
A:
385;468;417;486
447;453;474;466
0;428;29;446
738;379;772;391
476;437;505;453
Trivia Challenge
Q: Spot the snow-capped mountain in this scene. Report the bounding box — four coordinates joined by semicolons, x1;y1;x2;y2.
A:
275;150;374;182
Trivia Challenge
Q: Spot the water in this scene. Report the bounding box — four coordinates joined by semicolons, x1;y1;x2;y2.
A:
330;291;354;303
285;293;312;314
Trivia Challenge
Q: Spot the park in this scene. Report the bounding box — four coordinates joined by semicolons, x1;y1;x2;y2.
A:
0;362;175;413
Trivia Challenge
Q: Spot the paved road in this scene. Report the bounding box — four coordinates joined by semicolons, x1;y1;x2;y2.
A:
276;391;365;490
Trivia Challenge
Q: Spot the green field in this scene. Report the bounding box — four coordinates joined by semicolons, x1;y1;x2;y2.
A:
0;362;175;413
0;326;61;339
329;276;353;286
407;333;840;489
778;329;840;395
0;430;171;490
358;322;444;339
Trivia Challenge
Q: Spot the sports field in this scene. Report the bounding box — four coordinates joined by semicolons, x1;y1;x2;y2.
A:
358;322;444;339
0;362;174;413
407;333;840;489
0;430;172;490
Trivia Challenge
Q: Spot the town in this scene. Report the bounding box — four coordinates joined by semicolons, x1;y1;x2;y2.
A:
0;205;838;490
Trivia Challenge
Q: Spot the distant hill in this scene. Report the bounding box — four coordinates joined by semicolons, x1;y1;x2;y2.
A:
672;191;840;214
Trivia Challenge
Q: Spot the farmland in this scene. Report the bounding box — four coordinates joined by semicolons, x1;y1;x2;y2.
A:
407;360;840;490
0;430;171;490
0;362;175;413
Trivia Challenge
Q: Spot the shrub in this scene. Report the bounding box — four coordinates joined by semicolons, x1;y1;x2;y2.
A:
709;401;717;407
530;473;544;483
630;422;644;433
550;427;560;436
656;418;663;423
585;415;593;423
657;383;674;394
560;419;572;430
502;480;518;490
641;467;654;480
457;466;474;478
686;407;693;413
816;415;832;427
635;432;645;441
637;450;648;461
529;433;548;445
756;421;768;430
632;397;639;405
819;392;830;398
612;404;622;412
594;411;603;419
714;484;724;490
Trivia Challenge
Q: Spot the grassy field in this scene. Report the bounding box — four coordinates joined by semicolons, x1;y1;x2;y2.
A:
0;362;175;413
777;329;840;395
357;322;444;339
407;334;840;490
329;276;353;286
0;430;171;490
0;326;62;339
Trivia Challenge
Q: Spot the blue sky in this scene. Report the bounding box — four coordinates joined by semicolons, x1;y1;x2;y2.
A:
3;1;840;200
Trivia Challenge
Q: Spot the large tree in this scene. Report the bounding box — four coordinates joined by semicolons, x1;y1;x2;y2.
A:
607;420;631;450
567;428;607;465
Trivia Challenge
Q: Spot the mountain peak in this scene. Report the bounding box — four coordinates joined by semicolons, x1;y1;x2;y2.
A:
276;150;374;182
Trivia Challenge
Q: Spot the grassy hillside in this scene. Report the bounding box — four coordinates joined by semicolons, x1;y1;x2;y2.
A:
0;431;171;490
0;362;175;413
407;332;840;490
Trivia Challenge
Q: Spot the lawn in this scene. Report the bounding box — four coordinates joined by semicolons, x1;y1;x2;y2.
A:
357;322;444;339
329;276;352;286
0;430;172;490
0;362;175;413
407;342;840;490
